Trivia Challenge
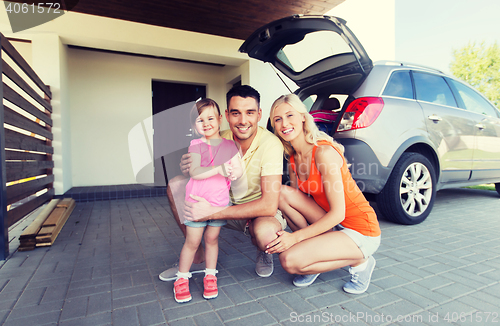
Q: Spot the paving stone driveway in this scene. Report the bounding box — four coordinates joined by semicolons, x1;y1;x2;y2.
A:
0;187;499;325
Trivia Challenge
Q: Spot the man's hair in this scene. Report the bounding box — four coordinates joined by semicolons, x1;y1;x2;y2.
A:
226;85;260;108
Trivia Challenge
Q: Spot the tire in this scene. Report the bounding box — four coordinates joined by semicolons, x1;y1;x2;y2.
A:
377;152;436;225
495;183;500;196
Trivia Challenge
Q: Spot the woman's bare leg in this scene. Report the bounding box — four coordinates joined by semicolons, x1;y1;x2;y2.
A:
279;185;326;231
279;231;365;275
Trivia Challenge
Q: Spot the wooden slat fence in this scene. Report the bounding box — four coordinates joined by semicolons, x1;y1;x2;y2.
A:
0;33;54;258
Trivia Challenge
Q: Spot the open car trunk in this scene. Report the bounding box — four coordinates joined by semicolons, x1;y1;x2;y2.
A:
239;15;373;93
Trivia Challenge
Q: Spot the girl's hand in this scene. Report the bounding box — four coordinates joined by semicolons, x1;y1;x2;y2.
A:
265;231;298;254
224;162;237;181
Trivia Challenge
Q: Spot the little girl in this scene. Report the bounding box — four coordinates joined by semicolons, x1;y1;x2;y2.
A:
174;98;242;303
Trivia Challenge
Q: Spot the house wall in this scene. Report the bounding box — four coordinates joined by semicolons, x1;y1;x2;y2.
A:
31;35;72;197
67;48;229;187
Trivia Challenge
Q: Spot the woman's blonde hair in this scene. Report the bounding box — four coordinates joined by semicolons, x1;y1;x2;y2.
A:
270;94;344;157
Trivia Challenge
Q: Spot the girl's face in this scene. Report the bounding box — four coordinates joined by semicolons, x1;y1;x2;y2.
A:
195;106;222;139
272;102;304;142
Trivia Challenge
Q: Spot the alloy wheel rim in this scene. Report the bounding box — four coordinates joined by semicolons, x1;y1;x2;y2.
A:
399;162;432;217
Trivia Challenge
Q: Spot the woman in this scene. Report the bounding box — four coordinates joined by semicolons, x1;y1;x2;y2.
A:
266;94;381;293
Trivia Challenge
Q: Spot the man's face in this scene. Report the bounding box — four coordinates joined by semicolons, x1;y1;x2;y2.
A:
225;96;262;142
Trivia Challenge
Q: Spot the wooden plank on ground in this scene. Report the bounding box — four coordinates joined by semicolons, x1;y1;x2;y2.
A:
18;198;59;251
36;198;76;246
56;198;73;208
42;207;66;227
19;198;59;239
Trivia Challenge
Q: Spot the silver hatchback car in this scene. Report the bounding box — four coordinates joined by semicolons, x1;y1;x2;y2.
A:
240;15;500;225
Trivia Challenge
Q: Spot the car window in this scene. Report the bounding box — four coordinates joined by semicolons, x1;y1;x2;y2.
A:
302;95;317;111
382;70;413;99
449;79;499;118
276;30;352;73
413;72;457;107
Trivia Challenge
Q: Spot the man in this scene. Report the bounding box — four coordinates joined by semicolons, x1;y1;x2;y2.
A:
159;85;285;281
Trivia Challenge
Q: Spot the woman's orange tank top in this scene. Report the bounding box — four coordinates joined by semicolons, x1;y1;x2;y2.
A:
290;140;381;237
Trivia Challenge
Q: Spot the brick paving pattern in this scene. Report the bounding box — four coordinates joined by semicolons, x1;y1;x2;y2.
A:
0;187;499;325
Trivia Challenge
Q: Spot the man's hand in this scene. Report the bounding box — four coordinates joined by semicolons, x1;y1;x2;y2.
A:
265;230;299;254
184;194;224;222
180;153;192;177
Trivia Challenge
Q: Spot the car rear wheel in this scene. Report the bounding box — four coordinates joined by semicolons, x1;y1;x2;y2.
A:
377;152;436;225
495;183;500;196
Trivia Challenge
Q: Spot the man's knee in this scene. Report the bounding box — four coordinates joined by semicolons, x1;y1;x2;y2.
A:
278;185;293;206
167;175;188;196
249;217;281;251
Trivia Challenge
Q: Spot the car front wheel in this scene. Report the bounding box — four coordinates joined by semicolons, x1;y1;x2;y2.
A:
377;152;436;225
495;183;500;196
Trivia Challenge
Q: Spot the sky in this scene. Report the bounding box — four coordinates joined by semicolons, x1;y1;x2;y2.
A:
395;0;500;74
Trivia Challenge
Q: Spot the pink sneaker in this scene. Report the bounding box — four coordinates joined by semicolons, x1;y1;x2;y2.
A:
203;275;218;299
173;278;192;303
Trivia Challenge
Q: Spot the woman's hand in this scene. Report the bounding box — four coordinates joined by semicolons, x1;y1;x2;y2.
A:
265;230;299;254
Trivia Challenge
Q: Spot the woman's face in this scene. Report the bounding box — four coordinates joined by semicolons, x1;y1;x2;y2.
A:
195;106;221;139
272;102;304;142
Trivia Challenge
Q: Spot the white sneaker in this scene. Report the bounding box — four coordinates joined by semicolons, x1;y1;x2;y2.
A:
255;251;273;277
293;273;320;287
343;256;376;294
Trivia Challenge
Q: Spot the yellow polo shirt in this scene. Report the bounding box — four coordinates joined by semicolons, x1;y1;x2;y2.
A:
221;127;283;204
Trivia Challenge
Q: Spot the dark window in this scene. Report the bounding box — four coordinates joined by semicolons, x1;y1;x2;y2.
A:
383;70;413;99
449;79;499;118
413;72;457;107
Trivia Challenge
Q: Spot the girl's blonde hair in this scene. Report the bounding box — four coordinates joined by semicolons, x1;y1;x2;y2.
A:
270;94;344;157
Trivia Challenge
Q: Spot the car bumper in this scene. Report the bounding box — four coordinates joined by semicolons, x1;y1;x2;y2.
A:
335;138;391;194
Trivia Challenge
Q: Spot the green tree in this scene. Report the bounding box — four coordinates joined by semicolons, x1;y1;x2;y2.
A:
450;42;500;108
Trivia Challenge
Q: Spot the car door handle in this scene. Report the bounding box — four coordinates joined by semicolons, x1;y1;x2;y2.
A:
475;123;485;130
428;115;442;122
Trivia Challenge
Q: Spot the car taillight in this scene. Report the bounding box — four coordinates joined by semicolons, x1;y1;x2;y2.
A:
337;97;384;132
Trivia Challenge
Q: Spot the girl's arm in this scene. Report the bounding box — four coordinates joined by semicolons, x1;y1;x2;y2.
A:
189;152;224;180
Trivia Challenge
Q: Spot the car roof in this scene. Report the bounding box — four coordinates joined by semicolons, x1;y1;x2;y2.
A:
373;60;445;75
